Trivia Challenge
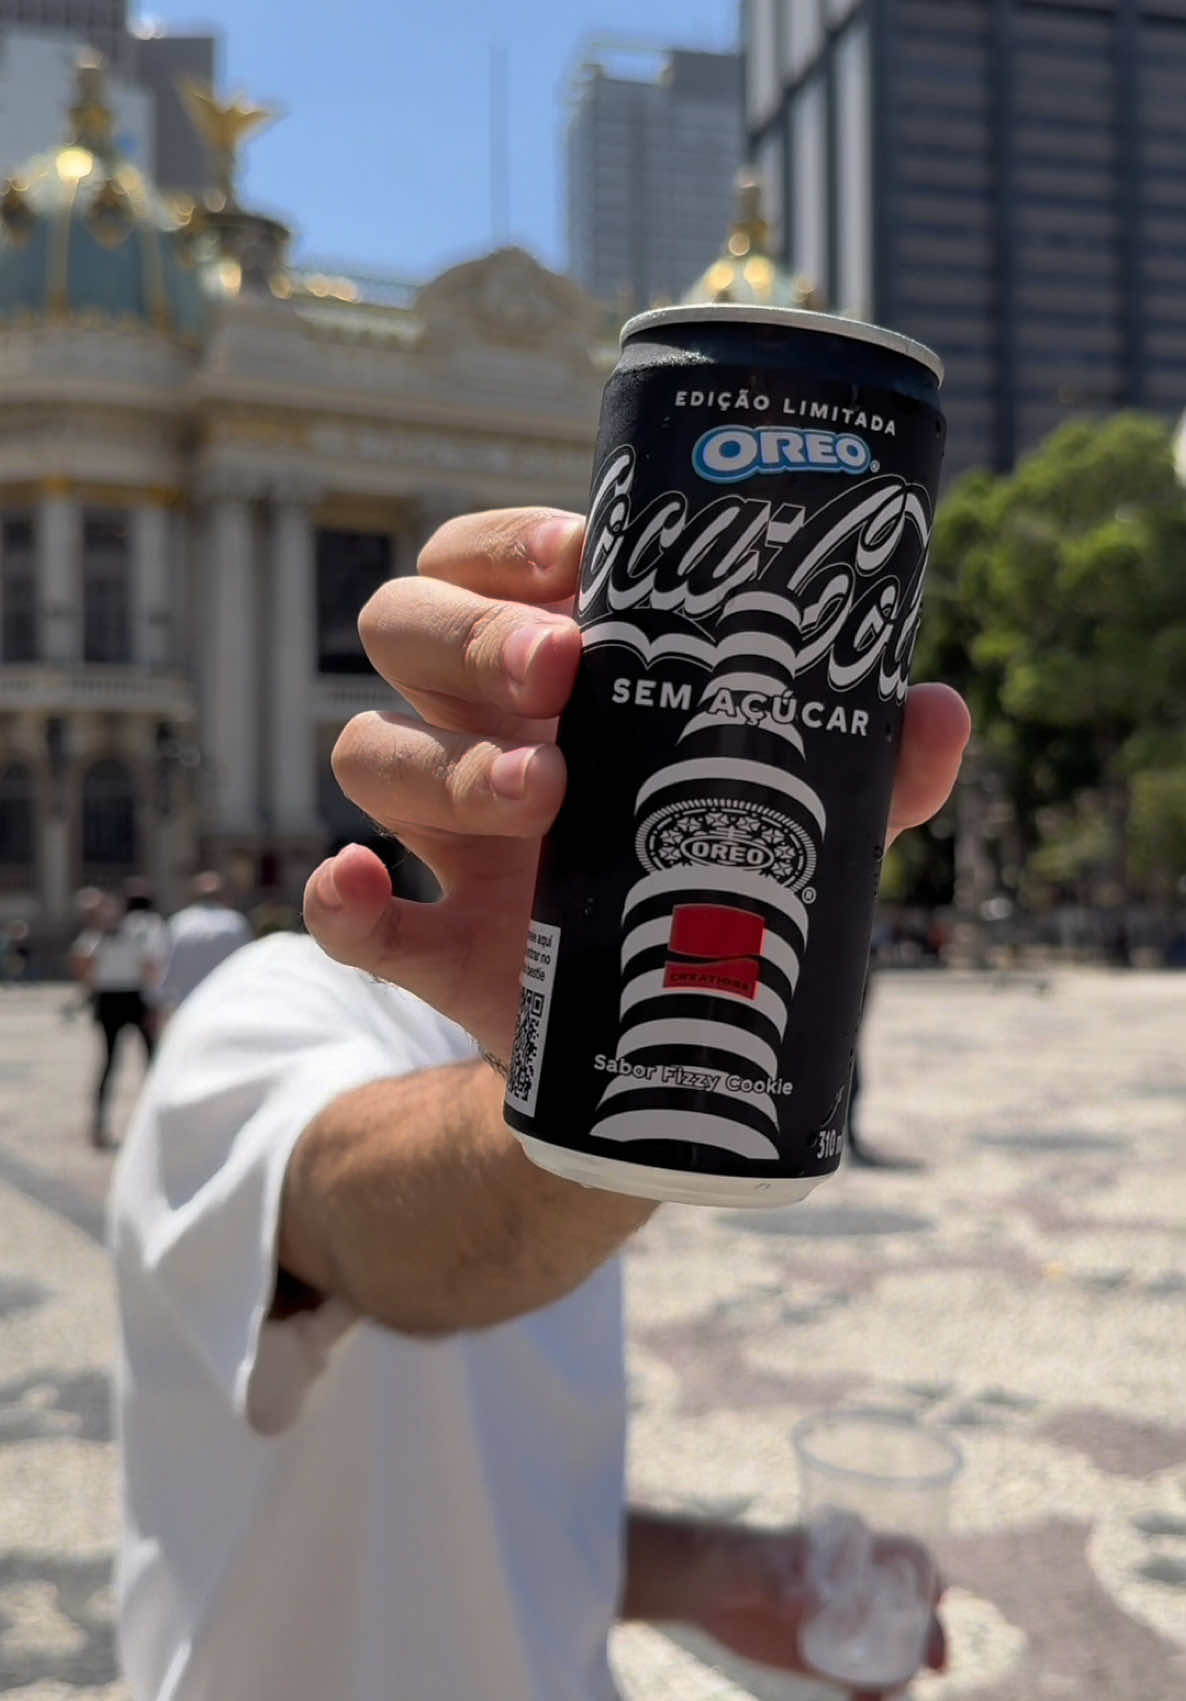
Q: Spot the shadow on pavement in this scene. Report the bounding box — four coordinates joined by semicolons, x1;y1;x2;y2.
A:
0;1369;112;1446
974;1130;1129;1153
0;1279;48;1321
723;1204;935;1238
0;1550;118;1691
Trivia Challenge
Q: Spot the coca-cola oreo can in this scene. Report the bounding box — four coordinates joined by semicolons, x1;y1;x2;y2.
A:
504;304;945;1207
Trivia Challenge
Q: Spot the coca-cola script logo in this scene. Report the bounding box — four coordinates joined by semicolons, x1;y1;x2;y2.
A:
577;445;933;702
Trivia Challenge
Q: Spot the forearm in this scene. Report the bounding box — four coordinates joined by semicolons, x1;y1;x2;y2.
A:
621;1512;712;1624
279;1058;653;1337
621;1510;775;1625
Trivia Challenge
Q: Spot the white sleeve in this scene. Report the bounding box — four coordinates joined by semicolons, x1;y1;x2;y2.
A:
110;941;469;1436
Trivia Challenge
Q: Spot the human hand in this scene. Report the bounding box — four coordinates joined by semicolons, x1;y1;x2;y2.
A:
303;506;971;1062
675;1523;946;1700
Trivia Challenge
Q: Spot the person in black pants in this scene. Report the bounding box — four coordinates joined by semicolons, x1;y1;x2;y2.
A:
846;940;919;1169
80;893;162;1149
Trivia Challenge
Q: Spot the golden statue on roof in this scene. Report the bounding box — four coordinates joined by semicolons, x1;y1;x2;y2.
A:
68;50;116;158
178;78;277;207
683;170;824;312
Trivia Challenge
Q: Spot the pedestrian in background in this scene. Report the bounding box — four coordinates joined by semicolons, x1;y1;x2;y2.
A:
0;919;29;986
157;871;252;1017
79;892;164;1149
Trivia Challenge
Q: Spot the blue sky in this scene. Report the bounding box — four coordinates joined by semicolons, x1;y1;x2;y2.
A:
136;1;740;282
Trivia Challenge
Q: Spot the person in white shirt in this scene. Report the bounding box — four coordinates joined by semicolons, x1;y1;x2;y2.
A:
80;892;166;1148
157;870;253;1014
110;505;971;1701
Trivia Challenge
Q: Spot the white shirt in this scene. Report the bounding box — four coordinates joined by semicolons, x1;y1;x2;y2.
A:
87;916;166;992
109;934;627;1701
158;902;253;1008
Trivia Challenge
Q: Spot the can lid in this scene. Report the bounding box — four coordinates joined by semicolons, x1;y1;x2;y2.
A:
620;302;944;387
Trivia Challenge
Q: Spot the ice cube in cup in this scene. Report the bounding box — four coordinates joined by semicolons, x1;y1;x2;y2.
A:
801;1525;933;1690
804;1507;873;1599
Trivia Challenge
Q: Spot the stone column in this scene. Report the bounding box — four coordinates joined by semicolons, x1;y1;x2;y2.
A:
131;499;174;668
203;492;260;836
40;815;71;927
37;480;79;662
267;486;320;836
37;714;74;929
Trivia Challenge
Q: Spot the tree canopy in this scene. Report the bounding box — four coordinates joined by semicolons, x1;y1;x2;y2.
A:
898;413;1186;915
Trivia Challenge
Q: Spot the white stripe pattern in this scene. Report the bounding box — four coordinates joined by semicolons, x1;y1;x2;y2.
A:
636;758;827;831
623;866;810;938
593;1108;780;1160
619;967;788;1032
617;1017;779;1079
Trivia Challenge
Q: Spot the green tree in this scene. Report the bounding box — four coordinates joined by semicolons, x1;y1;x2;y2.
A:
915;414;1186;912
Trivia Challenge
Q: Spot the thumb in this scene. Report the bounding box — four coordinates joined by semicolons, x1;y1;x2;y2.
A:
303;844;462;993
302;843;519;1053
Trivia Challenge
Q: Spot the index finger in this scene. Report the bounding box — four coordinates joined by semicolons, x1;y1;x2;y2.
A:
418;507;585;603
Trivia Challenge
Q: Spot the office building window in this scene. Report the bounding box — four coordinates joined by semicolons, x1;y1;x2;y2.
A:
316;530;394;675
1;515;37;663
82;510;131;664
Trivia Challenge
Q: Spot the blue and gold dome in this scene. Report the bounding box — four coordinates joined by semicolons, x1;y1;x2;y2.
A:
684;173;823;311
0;54;205;339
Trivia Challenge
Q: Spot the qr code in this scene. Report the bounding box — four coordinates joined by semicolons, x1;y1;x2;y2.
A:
507;987;546;1109
505;921;560;1116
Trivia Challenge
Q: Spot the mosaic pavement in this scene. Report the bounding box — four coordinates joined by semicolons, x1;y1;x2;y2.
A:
0;970;1183;1699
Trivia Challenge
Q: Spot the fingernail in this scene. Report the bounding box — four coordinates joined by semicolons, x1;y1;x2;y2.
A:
316;860;343;912
490;747;537;800
503;624;553;686
529;514;584;568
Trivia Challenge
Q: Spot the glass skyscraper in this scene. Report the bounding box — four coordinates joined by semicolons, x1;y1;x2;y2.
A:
568;45;744;309
745;0;1186;476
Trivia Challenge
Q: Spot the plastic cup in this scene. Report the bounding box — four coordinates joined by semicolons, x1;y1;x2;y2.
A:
792;1411;963;1690
794;1409;963;1537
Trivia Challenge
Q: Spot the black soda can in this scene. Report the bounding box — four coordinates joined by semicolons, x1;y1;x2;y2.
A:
505;304;945;1207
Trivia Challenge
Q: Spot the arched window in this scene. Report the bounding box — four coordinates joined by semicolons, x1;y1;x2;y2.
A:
82;758;137;867
0;762;34;865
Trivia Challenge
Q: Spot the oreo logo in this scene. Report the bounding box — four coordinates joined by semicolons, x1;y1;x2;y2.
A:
693;425;873;482
636;798;817;893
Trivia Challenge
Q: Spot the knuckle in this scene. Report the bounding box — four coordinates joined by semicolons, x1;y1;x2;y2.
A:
415;524;450;579
329;719;361;784
460;600;511;679
357;574;416;654
356;588;386;650
417;507;560;583
443;739;493;814
329;712;385;790
417;512;478;577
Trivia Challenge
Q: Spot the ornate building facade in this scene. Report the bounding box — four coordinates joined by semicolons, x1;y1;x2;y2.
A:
0;59;612;942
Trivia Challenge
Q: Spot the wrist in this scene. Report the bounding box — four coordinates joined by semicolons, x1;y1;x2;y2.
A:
622;1513;737;1626
622;1514;813;1635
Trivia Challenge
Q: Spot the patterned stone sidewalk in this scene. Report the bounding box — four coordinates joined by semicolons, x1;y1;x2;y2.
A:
1;971;1184;1699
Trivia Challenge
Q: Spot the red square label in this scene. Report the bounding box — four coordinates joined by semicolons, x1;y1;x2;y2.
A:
669;904;766;960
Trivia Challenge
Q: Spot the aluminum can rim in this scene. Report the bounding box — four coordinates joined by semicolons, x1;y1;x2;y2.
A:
620;302;944;389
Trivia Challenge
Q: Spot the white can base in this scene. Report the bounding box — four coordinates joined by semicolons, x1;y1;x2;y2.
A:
515;1134;825;1209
